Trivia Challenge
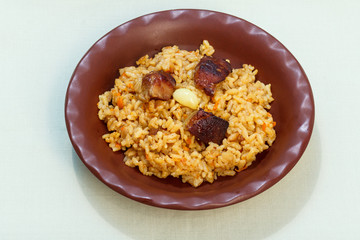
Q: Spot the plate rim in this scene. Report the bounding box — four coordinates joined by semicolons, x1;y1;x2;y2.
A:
65;9;315;210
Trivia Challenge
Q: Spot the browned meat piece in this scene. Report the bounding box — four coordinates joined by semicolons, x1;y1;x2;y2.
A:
142;71;176;100
148;128;159;135
194;56;232;96
186;108;229;145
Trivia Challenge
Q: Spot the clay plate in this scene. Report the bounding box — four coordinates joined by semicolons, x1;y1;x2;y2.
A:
65;9;315;210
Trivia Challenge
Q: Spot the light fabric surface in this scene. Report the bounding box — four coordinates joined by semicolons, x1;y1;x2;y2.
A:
0;0;359;239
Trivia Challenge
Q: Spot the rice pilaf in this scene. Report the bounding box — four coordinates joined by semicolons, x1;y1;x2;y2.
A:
97;40;276;187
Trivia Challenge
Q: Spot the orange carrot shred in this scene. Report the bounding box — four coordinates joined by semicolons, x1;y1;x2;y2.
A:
127;83;133;89
117;97;124;109
235;165;248;172
262;123;266;131
273;121;277;127
213;99;220;111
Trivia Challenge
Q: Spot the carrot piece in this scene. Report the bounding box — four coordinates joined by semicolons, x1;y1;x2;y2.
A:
273;121;277;127
117;97;124;109
183;146;190;151
126;83;133;89
213;99;220;111
235;165;248;172
262;123;266;131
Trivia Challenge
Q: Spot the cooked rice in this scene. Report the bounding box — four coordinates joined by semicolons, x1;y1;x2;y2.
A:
97;40;276;187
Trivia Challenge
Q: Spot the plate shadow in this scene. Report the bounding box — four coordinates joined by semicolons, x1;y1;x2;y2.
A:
73;126;321;240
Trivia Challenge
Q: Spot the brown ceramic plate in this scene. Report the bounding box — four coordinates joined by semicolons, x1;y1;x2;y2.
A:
65;9;314;210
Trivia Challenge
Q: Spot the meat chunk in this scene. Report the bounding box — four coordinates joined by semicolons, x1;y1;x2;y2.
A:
186;108;229;145
194;56;232;96
142;71;176;100
148;128;159;135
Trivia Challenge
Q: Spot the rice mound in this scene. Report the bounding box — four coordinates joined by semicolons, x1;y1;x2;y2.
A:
97;40;276;187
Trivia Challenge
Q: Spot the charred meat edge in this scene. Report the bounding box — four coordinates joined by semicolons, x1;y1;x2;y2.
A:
186;108;229;145
142;71;176;100
194;56;232;96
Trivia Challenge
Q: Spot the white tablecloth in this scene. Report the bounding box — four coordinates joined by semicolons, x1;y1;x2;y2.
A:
1;1;359;239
